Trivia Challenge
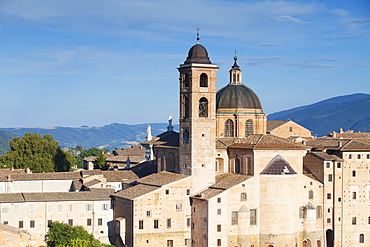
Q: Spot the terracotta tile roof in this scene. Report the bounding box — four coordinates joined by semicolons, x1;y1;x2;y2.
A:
101;170;139;181
113;184;159;200
0;193;24;203
83;179;102;187
106;155;145;163
266;120;290;132
192;173;251;200
113;145;146;156
130;161;158;178
20;189;114;202
326;131;370;143
0;223;30;236
83;156;96;162
216;138;240;149
308;152;343;161
80;170;102;177
307;138;370;151
142;131;179;148
6;172;81;181
137;171;188;187
229;134;307;150
0;168;27;175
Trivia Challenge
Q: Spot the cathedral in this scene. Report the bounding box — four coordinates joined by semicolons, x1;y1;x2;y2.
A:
112;39;370;247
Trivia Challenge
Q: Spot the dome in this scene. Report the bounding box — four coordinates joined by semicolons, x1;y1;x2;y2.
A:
216;84;263;110
184;44;212;64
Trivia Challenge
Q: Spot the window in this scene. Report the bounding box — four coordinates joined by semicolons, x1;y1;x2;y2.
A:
328;174;333;182
352;217;357;225
154;219;159;229
289;126;293;132
184;74;189;88
2;207;8;214
349;154;352;159
360;234;364;243
327;193;332;200
19;221;24;228
3;221;8;225
245;120;253;136
199;97;208;117
217;239;221;246
357;154;361;159
165;189;169;195
176;202;182;211
309;190;314;199
367;154;370;159
30;220;35;228
139;220;144;229
217;198;221;203
69;204;73;212
337;162;342;168
299;206;306;219
317;240;322;247
155;193;159;201
217;224;221;232
200;73;208;87
146;210;151;217
167;240;174;247
185;238;191;246
327;218;331;224
68;219;73;226
250;209;257;225
368;216;370;224
30;205;35;213
102;203;108;210
353;191;357;199
231;211;238;225
87;218;92;226
241;192;247;201
8;236;13;241
316;206;322;218
225;119;234;137
352;170;357;177
86;204;92;211
48;220;52;227
338;197;342;202
98;218;102;226
326;162;331;168
167;218;171;228
187;218;190;227
184;96;189;118
186;189;190;195
217;209;221;215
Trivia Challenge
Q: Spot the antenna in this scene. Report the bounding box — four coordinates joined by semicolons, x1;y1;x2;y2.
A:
196;27;200;44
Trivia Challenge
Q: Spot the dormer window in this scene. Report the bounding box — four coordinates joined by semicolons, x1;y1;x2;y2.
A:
200;73;208;87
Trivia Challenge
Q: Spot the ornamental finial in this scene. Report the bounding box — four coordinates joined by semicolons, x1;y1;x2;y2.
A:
196;27;200;44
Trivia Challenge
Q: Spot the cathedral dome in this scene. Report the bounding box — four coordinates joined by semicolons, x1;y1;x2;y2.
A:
216;84;263;110
184;44;212;64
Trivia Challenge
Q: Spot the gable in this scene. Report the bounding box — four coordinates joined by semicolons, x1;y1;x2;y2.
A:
260;155;297;175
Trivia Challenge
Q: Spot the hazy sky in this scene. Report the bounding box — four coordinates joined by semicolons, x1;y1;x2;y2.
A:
0;0;369;128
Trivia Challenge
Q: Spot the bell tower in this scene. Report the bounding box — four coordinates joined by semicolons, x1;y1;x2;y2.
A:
178;36;218;193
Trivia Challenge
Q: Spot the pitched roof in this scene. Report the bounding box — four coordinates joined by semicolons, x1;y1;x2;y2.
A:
101;170;139;181
113;184;159;200
142;131;179;148
308;151;343;161
137;171;188;187
6;172;81;181
266;120;290;132
307;138;370;151
0;193;24;203
20;189;114;202
113;145;146;156
228;134;307;150
0;223;30;236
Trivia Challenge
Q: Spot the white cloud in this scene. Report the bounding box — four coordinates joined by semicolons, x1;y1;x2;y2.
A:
275;15;309;23
350;18;370;24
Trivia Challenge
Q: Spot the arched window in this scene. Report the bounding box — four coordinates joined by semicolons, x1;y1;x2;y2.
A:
360;234;364;243
199;97;208;117
303;239;311;247
245;120;253;136
184;74;189;88
316;240;321;247
200;73;208;87
240;192;247;201
184;96;189;118
235;158;241;174
225;119;234;137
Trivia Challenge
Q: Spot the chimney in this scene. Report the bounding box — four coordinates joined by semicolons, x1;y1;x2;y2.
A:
338;141;342;147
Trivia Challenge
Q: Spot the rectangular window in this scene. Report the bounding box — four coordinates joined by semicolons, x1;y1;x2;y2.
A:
250;209;257;225
98;218;102;226
139;220;144;229
327;193;332;200
185;238;191;246
316;206;322;218
167;218;172;228
349;154;352;159
87;218;92;226
217;198;221;203
165;189;169;195
327;218;331;224
176;202;182;211
337;162;342;168
14;205;18;213
69;204;73;212
352;217;357;225
217;224;221;232
186;189;190;195
167;240;173;247
30;205;35;213
357;154;361;159
328;174;333;182
48;220;52;227
8;236;13;241
86;204;92;211
352;170;356;177
367;154;370;159
353;191;357;199
217;208;221;215
30;220;35;228
326;162;331;168
217;239;221;246
368;216;370;224
19;221;23;228
146;210;151;217
102;203;108;210
68;219;73;226
187;218;190;227
231;211;238;225
154;219;159;229
3;221;8;225
2;207;8;214
240;192;247;201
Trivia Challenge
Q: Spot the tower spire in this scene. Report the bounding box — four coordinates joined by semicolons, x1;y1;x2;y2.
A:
196;27;200;44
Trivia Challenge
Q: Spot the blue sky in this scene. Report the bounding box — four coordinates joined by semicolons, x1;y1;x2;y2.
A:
0;0;369;128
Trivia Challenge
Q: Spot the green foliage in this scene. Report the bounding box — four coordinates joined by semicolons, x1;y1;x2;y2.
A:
74;147;108;169
94;152;107;170
46;222;101;247
0;133;74;173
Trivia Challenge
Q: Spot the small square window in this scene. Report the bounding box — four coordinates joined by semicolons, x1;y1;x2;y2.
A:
327;218;331;224
87;218;92;226
327;193;332;200
367;154;370;159
337;162;341;168
338;197;342;202
68;219;73;226
352;191;357;199
48;220;52;227
186;189;190;195
326;162;331;168
8;235;13;241
30;220;35;228
165;189;169;195
98;218;103;226
176;202;182;211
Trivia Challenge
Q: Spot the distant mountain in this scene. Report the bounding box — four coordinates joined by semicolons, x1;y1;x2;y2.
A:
0;130;17;155
1;123;178;151
268;93;370;137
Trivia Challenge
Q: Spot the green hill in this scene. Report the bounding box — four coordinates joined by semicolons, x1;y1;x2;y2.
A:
0;130;17;155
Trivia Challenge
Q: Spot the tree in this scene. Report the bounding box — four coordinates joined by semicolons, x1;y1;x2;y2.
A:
74;147;109;169
46;222;101;247
93;152;107;170
0;133;74;173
